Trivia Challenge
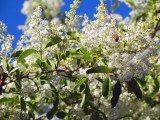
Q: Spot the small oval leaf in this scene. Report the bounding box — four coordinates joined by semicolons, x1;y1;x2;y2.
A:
11;50;23;58
74;78;87;91
20;97;26;111
47;83;59;119
86;66;112;74
80;94;86;108
47;111;54;119
67;31;80;40
17;49;37;63
56;111;66;119
102;77;112;98
45;36;62;48
0;57;7;68
126;78;142;99
111;80;121;108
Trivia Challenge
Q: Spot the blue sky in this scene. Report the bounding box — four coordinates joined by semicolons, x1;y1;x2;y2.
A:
0;0;131;49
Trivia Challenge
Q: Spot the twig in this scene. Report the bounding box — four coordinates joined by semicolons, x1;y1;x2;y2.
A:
110;0;113;13
101;0;110;15
70;98;82;104
153;55;160;64
121;84;127;91
0;69;66;87
0;65;82;87
35;113;47;120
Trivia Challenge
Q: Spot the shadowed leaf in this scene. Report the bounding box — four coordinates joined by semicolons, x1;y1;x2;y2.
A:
87;66;111;74
111;80;121;108
47;83;59;119
126;78;142;99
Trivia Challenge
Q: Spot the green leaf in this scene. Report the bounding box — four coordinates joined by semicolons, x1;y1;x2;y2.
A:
113;1;120;11
0;57;7;68
111;80;121;108
17;49;37;63
127;0;135;6
36;59;41;67
11;50;23;58
102;77;112;98
137;76;148;91
86;66;112;74
20;97;26;111
15;80;22;91
0;96;18;106
21;59;28;68
79;47;87;54
56;111;66;119
74;78;87;90
46;59;55;69
83;53;94;62
31;63;40;68
45;36;62;48
67;31;80;40
45;59;52;69
69;49;77;54
47;83;59;119
150;71;159;92
31;53;40;58
33;58;52;70
80;94;86;107
80;82;91;108
126;78;142;99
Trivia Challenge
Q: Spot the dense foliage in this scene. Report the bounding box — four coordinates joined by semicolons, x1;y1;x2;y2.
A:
0;0;160;119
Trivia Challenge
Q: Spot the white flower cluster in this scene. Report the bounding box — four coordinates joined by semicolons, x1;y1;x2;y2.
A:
18;6;51;51
19;0;64;31
80;4;160;81
21;0;64;18
0;105;29;120
16;6;65;70
81;78;159;119
119;0;148;19
0;0;159;119
119;0;160;21
0;21;15;58
65;0;82;30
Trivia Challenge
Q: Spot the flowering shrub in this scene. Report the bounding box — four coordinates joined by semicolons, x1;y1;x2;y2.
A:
0;0;160;119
